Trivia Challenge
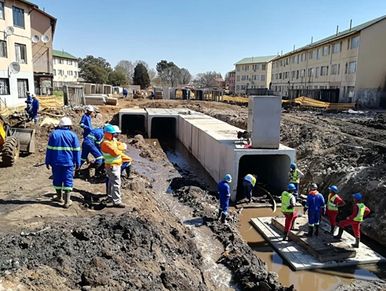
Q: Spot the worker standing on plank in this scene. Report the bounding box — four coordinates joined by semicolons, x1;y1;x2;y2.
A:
79;127;104;172
326;185;345;235
100;124;126;208
45;117;81;208
289;163;304;199
218;174;232;223
304;183;325;237
281;183;298;241
80;105;94;138
243;174;257;203
335;193;370;248
28;94;39;124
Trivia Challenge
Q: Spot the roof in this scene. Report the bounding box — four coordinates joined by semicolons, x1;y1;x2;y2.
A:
235;55;276;65
18;0;57;35
273;14;386;61
53;50;78;60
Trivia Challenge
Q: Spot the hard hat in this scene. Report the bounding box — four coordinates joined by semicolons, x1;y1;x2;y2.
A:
112;125;121;134
85;105;94;112
224;174;232;183
287;183;296;191
103;124;116;134
353;193;363;201
58;117;72;127
310;183;318;189
290;163;296;170
31;93;36;98
329;185;339;193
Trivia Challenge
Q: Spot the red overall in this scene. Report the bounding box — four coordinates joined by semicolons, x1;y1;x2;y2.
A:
326;193;344;227
338;204;370;238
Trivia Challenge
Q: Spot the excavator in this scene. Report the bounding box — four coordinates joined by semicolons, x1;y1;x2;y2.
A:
0;113;35;167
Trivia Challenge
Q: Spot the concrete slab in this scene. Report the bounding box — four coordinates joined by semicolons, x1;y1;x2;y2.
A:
251;217;385;271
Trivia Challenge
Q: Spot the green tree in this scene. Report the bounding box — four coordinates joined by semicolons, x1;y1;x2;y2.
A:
79;55;112;84
108;67;128;86
133;63;150;89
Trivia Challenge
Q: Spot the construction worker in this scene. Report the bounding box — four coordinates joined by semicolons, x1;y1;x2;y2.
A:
101;124;126;208
304;183;325;237
122;88;128;98
326;185;345;234
29;94;39;124
79;127;104;173
281;183;298;241
112;125;132;178
335;193;370;248
25;91;32;113
218;174;232;223
242;174;257;203
80;105;94;138
45;117;80;208
289;163;304;199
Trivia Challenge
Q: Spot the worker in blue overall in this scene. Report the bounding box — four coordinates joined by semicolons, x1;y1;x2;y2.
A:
218;174;232;223
29;94;39;124
80;105;94;138
45;117;81;208
79;127;104;177
304;183;326;237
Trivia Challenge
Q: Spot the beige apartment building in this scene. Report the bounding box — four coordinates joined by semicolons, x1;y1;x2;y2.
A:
234;55;275;95
271;15;386;108
0;0;36;108
53;50;79;89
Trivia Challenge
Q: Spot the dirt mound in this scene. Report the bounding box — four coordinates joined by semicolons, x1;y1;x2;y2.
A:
129;134;165;162
0;214;206;290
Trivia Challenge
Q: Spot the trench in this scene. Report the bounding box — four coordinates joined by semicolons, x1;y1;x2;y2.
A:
149;136;385;291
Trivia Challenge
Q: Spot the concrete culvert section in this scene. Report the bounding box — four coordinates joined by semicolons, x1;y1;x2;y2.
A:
150;117;177;139
121;115;146;135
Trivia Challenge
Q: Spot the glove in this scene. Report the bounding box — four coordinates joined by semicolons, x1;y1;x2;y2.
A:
46;164;50;170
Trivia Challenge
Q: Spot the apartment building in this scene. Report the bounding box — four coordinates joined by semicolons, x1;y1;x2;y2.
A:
225;70;235;94
53;50;79;88
234;55;275;95
271;15;386;108
0;0;37;108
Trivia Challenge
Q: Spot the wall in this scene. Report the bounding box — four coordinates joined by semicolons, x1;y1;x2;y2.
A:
356;19;386;107
235;62;271;94
53;57;79;83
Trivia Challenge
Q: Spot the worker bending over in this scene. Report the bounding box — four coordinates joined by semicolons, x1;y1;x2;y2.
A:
304;183;325;237
326;185;345;235
80;105;95;138
218;174;232;223
281;183;298;241
335;193;370;248
45;117;80;208
289;163;304;199
243;174;257;203
80;127;104;171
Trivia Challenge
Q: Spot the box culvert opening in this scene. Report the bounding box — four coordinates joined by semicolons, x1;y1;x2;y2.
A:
151;117;176;139
237;154;291;200
121;115;146;136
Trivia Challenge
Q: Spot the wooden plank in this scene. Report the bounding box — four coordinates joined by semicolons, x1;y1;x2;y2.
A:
250;217;386;271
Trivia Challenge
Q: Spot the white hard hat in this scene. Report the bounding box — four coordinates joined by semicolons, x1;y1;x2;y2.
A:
31;93;36;97
112;125;121;133
85;105;94;112
58;117;73;127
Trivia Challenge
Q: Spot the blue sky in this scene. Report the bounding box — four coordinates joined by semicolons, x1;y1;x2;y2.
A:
33;0;386;77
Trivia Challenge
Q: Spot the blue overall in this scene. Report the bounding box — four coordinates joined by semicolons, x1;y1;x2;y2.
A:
81;128;104;166
29;98;39;123
306;191;325;226
45;128;81;191
80;114;93;138
218;180;231;215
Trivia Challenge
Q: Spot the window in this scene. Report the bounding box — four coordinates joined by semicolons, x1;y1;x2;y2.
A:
291;71;295;79
0;2;4;20
0;78;10;95
68;70;73;76
322;45;330;56
53;69;56;76
236;75;240;81
262;64;266;70
296;70;299;79
308;51;313;60
0;40;7;58
296;55;299;64
15;43;27;64
67;60;72;65
58;69;64;76
350;36;360;49
59;59;64;64
236;85;240;90
345;86;355;98
317;48;322;60
13;6;25;28
346;61;357;74
308;68;313;77
17;79;28;98
300;69;305;78
261;75;265;81
321;66;329;76
279;73;282;79
315;67;320;78
331;64;340;75
332;42;342;54
236;66;240;72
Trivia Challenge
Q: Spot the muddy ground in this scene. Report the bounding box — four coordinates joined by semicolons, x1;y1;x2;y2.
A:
0;99;385;290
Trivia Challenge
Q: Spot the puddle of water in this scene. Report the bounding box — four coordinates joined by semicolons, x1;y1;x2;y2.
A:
237;207;382;291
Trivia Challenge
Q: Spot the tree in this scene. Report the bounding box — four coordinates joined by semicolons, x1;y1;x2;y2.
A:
193;71;223;88
108;67;128;86
179;68;191;84
156;60;191;87
133;63;150;89
115;60;135;84
79;55;112;84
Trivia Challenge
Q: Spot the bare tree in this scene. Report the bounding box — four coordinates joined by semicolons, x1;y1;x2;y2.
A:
115;60;134;84
193;71;223;88
179;68;192;84
148;68;157;81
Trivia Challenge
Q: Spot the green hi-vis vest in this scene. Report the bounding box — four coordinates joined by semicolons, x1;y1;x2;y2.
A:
281;191;294;213
353;203;366;222
290;169;300;183
327;193;339;211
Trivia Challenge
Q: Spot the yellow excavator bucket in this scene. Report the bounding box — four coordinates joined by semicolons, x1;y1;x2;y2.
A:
0;118;6;146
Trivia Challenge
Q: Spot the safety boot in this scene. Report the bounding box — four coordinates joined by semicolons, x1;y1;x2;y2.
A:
352;238;360;248
307;226;314;237
334;228;344;240
52;189;63;203
283;232;288;241
330;226;336;235
63;191;73;209
220;212;227;223
315;225;319;237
